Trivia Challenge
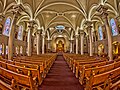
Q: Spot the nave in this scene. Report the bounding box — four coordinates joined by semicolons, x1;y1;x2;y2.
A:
0;52;120;90
0;0;120;90
39;53;84;90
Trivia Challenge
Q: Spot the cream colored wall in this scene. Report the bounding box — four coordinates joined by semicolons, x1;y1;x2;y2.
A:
0;35;8;45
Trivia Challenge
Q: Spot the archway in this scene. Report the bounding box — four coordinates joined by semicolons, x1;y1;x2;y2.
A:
56;40;64;52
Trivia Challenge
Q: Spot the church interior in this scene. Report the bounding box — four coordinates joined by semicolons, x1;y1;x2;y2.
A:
0;0;120;90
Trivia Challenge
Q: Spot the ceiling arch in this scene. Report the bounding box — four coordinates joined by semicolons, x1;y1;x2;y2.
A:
35;2;86;19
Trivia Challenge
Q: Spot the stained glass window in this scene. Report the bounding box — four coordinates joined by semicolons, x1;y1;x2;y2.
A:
110;18;118;36
0;44;2;55
56;25;65;34
98;26;103;40
3;17;11;36
17;25;23;40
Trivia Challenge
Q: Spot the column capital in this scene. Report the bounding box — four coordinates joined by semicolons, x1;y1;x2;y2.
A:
80;30;84;35
96;4;108;14
85;21;93;27
28;20;36;28
115;16;120;22
47;39;52;41
69;39;73;41
27;21;36;35
0;14;5;26
96;4;108;19
0;14;5;21
41;33;45;38
75;34;79;38
12;4;24;18
36;30;41;35
15;25;19;32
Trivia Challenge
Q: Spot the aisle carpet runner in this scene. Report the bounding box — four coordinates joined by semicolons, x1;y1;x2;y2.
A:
39;53;84;90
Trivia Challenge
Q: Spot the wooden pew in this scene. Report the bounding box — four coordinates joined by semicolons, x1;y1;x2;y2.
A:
0;54;56;84
1;54;56;73
79;60;120;85
75;60;114;79
63;53;107;76
0;66;38;90
0;80;12;90
73;58;107;74
0;60;43;85
0;58;38;69
85;67;120;90
63;53;107;73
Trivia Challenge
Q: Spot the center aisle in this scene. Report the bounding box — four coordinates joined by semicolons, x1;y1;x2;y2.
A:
39;53;84;90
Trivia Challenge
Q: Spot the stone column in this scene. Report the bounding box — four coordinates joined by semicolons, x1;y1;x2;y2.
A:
0;15;5;34
94;31;98;54
36;30;40;55
8;4;23;60
41;33;45;54
24;32;28;55
75;34;79;54
80;30;84;55
27;21;34;56
85;35;89;53
47;39;51;52
97;5;113;60
86;21;93;56
69;40;73;53
48;40;50;49
0;15;5;24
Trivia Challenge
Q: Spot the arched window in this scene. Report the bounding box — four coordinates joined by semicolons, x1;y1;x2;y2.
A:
18;25;23;40
20;46;23;54
0;44;2;55
16;46;19;54
6;46;8;55
3;17;11;36
110;18;118;36
98;26;103;40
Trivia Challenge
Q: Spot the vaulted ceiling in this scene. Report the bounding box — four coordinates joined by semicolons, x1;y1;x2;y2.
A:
0;0;120;39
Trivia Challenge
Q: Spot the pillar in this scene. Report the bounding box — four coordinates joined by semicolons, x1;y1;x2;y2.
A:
86;21;93;56
27;21;34;56
27;29;32;56
69;40;73;53
75;34;79;54
0;15;5;34
36;30;40;55
72;40;75;53
47;39;51;52
24;32;28;55
42;33;45;54
47;40;50;50
8;4;22;60
97;5;113;60
80;30;84;55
